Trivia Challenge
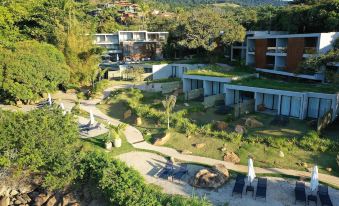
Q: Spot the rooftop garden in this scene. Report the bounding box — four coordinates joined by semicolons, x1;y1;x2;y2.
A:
231;78;339;94
185;64;255;78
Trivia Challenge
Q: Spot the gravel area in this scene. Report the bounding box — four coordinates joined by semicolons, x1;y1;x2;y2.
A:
118;151;339;206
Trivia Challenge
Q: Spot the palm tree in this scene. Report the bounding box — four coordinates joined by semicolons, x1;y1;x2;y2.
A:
162;95;177;129
108;123;127;140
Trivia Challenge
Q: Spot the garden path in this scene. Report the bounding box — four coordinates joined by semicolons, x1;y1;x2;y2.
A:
77;84;339;188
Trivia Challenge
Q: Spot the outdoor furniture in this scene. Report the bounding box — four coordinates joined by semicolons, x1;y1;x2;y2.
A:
232;174;245;197
246;185;255;196
255;178;267;200
172;164;188;182
318;185;333;206
79;123;101;134
295;181;306;205
307;194;317;206
158;162;174;180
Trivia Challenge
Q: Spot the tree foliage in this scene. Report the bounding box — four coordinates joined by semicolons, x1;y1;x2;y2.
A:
0;107;79;190
0;41;70;103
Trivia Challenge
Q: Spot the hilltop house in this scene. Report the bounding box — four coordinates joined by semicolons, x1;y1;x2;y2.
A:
93;31;169;61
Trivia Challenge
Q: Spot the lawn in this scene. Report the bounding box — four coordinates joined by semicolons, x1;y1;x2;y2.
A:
97;89;339;176
80;133;136;156
185;64;255;78
231;78;339;93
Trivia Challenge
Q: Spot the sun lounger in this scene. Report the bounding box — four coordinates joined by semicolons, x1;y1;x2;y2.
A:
172;164;188;182
295;181;306;205
79;123;101;134
255;178;267;200
232;174;245;197
318;185;333;206
158;162;174;180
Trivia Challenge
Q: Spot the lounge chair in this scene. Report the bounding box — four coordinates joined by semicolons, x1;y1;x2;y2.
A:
172;164;188;182
79;123;101;134
318;185;333;206
295;181;306;205
255;178;267;200
158;162;174;180
232;174;245;197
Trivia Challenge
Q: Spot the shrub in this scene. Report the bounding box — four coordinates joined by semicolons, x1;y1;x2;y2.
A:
299;131;332;152
79;151;212;206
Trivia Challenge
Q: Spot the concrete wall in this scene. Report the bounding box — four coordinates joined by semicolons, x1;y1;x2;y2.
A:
152;64;206;80
186;88;204;100
138;81;181;94
203;94;224;108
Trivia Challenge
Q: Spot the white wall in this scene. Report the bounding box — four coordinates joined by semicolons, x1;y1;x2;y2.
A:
152;64;206;80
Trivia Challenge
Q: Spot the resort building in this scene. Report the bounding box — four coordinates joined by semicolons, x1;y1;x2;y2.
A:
230;31;286;62
93;31;169;61
245;32;339;81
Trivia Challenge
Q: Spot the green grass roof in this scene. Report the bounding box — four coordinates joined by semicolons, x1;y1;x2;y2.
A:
230;78;339;94
185;65;255;78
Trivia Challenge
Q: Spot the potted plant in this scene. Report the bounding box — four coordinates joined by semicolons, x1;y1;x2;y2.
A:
103;134;113;151
108;123;127;148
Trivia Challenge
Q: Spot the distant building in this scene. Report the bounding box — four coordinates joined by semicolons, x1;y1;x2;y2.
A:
93;31;169;61
245;32;339;81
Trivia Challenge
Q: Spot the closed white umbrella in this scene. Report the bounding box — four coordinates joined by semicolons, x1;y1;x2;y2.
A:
60;103;66;115
248;158;256;186
48;93;52;106
310;165;319;192
89;109;95;125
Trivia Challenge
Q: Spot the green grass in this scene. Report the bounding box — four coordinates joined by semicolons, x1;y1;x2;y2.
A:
97;89;339;176
149;78;181;83
231;78;339;93
185;64;255;78
80;133;136;156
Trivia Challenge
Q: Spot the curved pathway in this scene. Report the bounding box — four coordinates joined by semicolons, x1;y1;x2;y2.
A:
78;84;339;188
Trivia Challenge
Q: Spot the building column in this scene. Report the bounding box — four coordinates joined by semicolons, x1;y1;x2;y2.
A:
183;78;191;92
277;95;282;115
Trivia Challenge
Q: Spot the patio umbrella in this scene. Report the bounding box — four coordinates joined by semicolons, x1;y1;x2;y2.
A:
48;93;52;106
116;54;119;62
89;109;95;125
247;158;256;186
310;165;319;192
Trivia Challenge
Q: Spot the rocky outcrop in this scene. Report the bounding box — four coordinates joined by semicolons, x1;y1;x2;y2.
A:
215;121;228;131
193;143;206;149
191;164;230;189
245;117;264;128
153;133;171;146
223;151;240;164
234;125;246;135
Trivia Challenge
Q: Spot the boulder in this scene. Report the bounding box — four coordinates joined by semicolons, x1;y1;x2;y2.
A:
181;150;192;155
135;117;142;126
245;117;264;128
215;121;228;131
0;196;10;206
14;195;27;205
123;109;132;119
153;133;171;146
279;151;285;158
0;186;10;197
234;125;246;135
46;196;57;206
34;193;51;206
223;151;240;164
326;168;332;172
9;190;18;197
193;143;205;149
191;168;228;189
213;164;230;178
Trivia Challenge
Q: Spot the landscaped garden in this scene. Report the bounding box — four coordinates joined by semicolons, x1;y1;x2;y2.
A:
185;64;255;78
98;88;339;176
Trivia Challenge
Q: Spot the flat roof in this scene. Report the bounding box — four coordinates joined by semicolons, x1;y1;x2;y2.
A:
229;78;339;94
248;32;338;39
185;65;255;78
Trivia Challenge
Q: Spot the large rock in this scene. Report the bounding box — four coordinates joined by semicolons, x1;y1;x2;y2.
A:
135;117;142;126
193;143;205;149
34;193;51;206
0;196;10;206
234;125;246;135
153;133;171;146
123;110;132;119
46;196;57;206
223;151;240;164
213;164;230;178
215;121;228;131
191;167;229;189
245;117;264;128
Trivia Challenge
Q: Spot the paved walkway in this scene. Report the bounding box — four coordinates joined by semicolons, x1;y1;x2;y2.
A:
77;85;339;188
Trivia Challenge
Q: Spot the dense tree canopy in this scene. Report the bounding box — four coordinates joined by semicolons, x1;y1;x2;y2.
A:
0;41;69;103
0;107;79;189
